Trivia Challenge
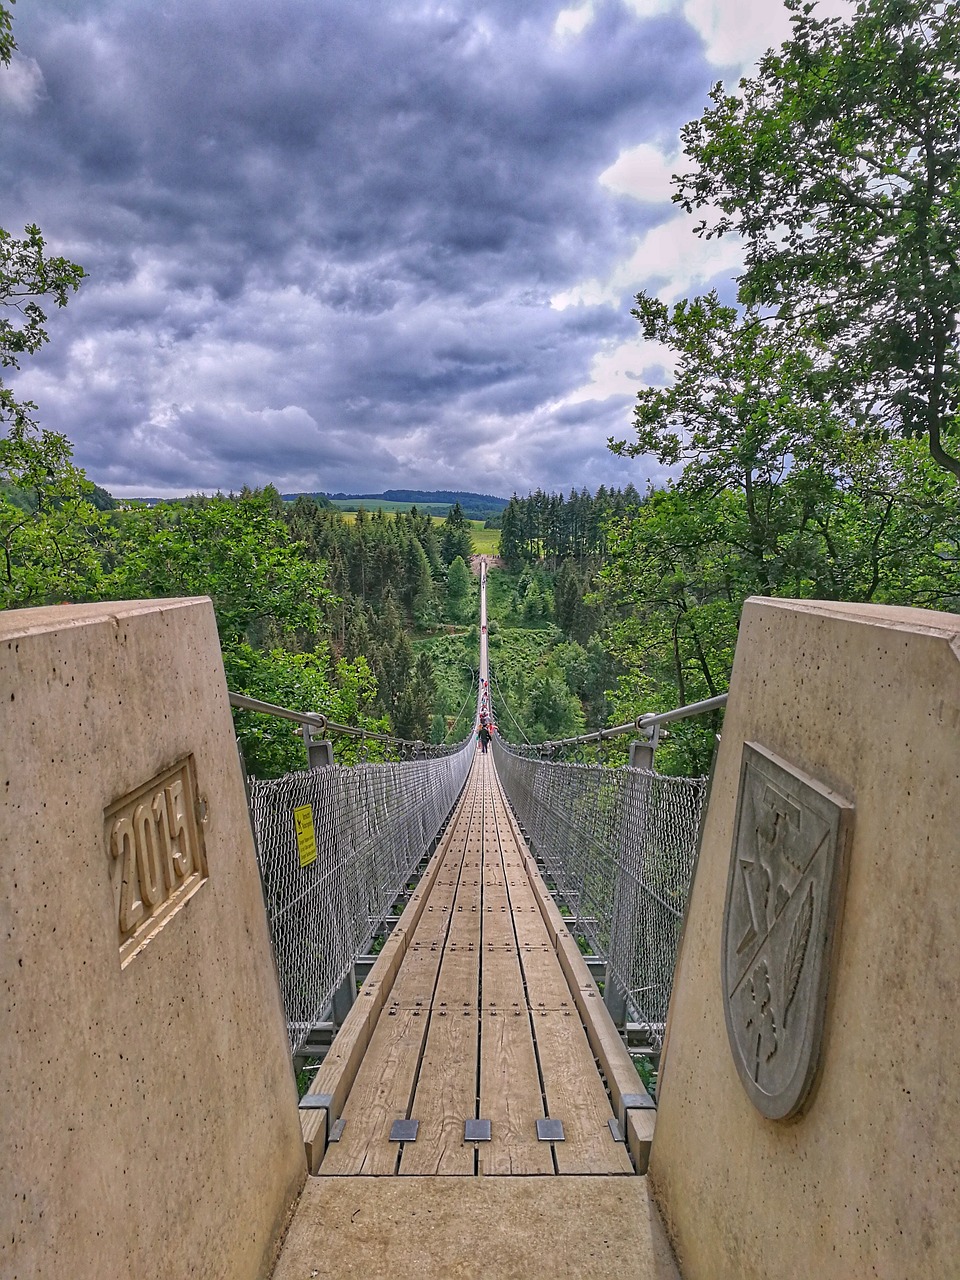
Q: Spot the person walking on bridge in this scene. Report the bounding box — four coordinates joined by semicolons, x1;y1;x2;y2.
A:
478;721;491;754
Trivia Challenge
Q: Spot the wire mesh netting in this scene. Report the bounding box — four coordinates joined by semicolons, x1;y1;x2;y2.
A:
247;736;474;1054
492;735;707;1048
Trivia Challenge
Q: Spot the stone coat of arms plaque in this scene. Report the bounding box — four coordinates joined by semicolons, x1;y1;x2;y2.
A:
722;743;853;1119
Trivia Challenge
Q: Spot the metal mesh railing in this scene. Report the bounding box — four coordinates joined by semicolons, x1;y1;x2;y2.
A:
492;734;707;1048
247;735;474;1054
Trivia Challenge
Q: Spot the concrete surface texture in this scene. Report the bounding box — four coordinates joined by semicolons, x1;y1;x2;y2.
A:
273;1175;680;1280
1;599;305;1280
649;599;960;1279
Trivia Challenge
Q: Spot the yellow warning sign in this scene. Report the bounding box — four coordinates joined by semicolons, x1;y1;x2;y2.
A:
293;804;317;868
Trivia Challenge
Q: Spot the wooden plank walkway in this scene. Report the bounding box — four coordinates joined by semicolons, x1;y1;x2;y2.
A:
315;753;635;1178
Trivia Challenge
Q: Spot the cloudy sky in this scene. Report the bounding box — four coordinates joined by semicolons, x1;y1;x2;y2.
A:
1;0;844;498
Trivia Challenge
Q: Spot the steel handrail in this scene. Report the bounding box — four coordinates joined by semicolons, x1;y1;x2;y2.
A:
227;690;467;749
524;693;728;752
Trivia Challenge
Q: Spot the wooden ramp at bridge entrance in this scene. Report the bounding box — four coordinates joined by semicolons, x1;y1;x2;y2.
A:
273;754;679;1279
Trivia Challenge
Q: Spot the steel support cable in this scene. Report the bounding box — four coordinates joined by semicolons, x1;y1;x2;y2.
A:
444;682;476;743
510;693;729;753
487;666;530;743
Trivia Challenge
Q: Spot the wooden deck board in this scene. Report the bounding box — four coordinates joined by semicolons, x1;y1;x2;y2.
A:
399;1012;478;1175
528;1010;633;1175
320;1009;429;1175
517;943;582;1010
478;1010;553;1174
487;759;633;1175
399;840;482;1175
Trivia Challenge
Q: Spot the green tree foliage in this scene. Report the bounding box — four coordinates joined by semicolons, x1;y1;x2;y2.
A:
0;422;112;608
393;650;436;741
610;291;960;601
429;713;447;744
1;225;85;432
403;533;435;624
677;0;960;479
595;2;960;770
552;636;619;727
225;643;387;777
498;486;641;570
445;554;472;621
440;501;474;565
600;304;960;771
523;667;585;742
0;1;14;66
109;492;331;647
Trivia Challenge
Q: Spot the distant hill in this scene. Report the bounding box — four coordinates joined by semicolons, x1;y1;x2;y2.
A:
352;489;507;507
283;489;509;520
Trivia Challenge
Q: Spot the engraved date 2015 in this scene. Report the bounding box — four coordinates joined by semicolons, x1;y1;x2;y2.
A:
105;757;208;965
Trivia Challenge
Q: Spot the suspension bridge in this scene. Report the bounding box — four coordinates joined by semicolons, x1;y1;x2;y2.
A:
4;581;958;1280
236;558;705;1274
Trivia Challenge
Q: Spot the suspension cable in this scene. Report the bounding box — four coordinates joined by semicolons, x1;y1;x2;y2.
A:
444;682;476;743
487;666;530;743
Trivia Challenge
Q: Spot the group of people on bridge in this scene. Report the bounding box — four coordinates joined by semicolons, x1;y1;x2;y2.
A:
477;678;495;753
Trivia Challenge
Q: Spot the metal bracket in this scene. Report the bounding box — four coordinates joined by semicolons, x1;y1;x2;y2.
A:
389;1119;420;1142
536;1118;565;1142
298;1092;333;1111
618;1090;656;1129
464;1118;491;1142
328;1118;346;1142
608;1117;624;1142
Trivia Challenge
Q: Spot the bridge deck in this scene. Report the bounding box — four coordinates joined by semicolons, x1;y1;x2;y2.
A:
275;751;678;1278
317;753;632;1176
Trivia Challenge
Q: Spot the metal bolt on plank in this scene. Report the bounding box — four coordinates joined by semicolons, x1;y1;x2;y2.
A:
536;1118;565;1142
389;1119;420;1142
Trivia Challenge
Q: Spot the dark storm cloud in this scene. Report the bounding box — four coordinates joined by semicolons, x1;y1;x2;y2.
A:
2;0;715;496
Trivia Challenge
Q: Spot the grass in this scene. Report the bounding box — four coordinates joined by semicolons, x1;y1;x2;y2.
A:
328;512;499;557
328;497;453;516
468;521;500;555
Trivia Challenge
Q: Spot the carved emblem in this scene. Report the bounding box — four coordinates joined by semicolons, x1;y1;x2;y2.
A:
722;743;853;1119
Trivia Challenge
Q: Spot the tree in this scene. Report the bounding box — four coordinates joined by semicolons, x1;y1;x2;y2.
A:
393;651;435;740
613;291;849;592
1;225;85;434
523;668;585;742
402;534;435;624
225;642;388;777
499;497;524;568
445;555;472;622
677;0;960;479
0;2;14;65
441;502;474;565
429;713;447;744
